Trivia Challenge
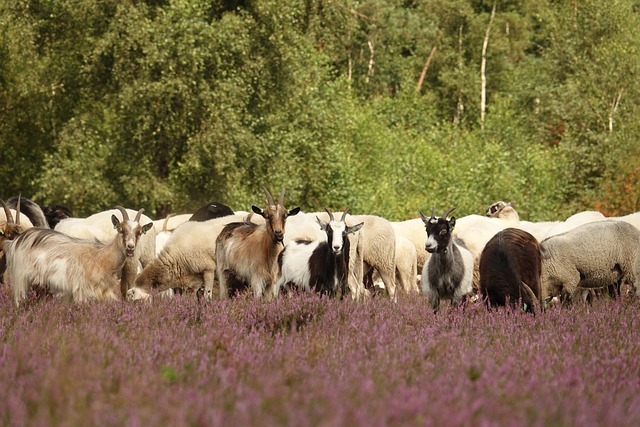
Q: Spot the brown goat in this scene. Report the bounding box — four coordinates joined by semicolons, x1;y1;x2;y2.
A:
479;227;542;313
215;187;300;298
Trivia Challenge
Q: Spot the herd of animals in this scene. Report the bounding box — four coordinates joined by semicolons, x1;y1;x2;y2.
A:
1;188;639;313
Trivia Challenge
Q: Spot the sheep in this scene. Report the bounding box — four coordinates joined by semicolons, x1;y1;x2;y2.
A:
152;214;192;235
54;207;157;298
127;212;254;301
539;219;640;304
274;209;364;298
420;207;474;311
42;204;74;229
5;206;153;306
391;218;429;273
155;214;174;256
216;187;300;299
479;227;542;312
367;235;419;296
189;201;235;222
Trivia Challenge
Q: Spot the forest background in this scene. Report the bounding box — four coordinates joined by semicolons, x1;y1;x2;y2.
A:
1;0;639;221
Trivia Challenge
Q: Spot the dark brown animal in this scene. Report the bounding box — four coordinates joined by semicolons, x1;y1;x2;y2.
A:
479;227;542;313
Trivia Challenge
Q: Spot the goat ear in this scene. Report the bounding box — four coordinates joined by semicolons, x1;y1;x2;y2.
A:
316;216;327;230
111;214;120;229
141;222;153;234
288;207;300;216
448;216;456;229
251;205;264;216
347;222;364;234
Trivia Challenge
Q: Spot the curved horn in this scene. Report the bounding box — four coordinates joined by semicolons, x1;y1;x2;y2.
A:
442;207;456;219
134;208;145;222
0;199;14;225
277;187;285;205
262;187;275;206
162;213;173;232
340;208;350;223
324;208;335;222
115;206;130;222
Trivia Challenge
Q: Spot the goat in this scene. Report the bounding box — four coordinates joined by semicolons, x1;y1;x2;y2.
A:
55;207;156;298
479;227;542;313
274;209;363;298
1;197;33;282
215;187;300;298
420;207;474;311
5;195;48;228
5;206;153;306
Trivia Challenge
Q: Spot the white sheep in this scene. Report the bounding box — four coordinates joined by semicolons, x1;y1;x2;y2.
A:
539;219;640;303
127;212;252;301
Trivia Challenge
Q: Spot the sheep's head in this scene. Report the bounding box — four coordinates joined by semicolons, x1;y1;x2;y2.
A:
0;196;28;242
251;187;300;244
317;208;364;255
419;207;456;253
111;206;154;257
486;201;519;222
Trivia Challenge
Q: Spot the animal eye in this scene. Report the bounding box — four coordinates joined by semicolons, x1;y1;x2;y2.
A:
439;229;447;236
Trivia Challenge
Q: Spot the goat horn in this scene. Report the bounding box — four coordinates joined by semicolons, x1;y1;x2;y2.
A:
431;206;436;220
340;208;350;223
134;208;145;222
262;187;275;206
115;206;130;222
15;194;21;226
277;187;285;205
162;213;173;232
0;199;14;225
442;207;456;219
324;208;335;222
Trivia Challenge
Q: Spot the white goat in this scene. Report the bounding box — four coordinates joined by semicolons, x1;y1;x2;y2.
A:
5;206;153;306
55;207;156;298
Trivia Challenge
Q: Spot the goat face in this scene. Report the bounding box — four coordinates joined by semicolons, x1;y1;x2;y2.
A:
251;187;300;244
317;210;364;255
111;207;153;257
420;207;456;254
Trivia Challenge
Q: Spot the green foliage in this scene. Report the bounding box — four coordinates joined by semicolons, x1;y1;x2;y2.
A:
1;0;638;218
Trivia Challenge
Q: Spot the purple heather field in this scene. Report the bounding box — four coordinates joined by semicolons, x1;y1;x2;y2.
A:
1;287;640;427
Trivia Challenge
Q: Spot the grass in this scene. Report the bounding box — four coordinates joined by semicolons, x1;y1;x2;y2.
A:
1;287;639;426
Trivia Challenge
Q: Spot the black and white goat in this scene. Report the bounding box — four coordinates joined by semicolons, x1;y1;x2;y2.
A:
4;206;153;306
274;209;364;298
420;207;474;311
215;187;300;298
